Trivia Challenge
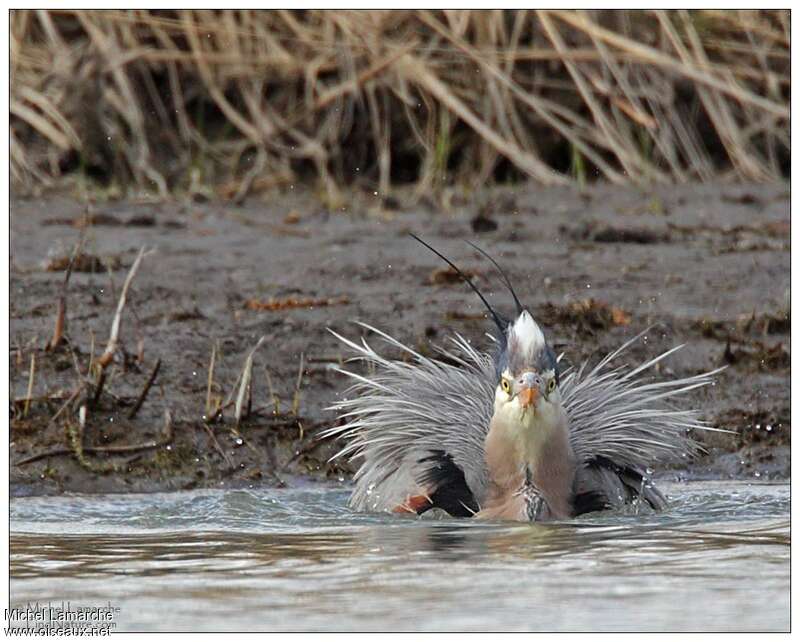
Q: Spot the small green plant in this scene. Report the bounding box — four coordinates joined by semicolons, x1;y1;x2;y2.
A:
570;143;586;189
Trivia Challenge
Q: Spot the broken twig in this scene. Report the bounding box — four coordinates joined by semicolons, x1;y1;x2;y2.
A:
45;384;84;428
18;409;174;466
127;358;161;419
47;230;85;351
201;422;235;471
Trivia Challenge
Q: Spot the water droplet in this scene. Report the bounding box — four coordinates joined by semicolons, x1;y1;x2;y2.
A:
754;471;761;478
235;438;243;446
766;425;773;432
166;445;172;451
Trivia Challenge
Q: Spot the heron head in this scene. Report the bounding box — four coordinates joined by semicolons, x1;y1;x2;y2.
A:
494;310;561;420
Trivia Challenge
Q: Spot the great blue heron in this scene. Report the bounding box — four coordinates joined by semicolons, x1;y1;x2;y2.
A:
324;237;723;521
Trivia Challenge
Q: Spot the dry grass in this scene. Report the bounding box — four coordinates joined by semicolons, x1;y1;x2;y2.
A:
11;9;789;199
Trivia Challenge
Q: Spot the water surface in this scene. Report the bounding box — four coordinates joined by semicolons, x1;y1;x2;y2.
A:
10;481;789;632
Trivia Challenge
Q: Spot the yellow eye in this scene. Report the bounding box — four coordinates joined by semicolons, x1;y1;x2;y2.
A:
547;378;557;393
500;379;511;394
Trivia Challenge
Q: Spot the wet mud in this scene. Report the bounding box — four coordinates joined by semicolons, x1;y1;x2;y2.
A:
9;182;790;495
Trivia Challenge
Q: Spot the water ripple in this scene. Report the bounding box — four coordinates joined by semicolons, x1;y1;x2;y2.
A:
10;481;788;631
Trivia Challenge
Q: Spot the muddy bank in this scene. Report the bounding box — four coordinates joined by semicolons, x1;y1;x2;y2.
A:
9;182;790;496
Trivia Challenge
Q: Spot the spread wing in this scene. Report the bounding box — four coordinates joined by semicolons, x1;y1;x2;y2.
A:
322;324;495;513
324;324;723;516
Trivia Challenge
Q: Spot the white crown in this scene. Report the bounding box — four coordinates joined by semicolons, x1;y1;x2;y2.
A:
509;310;546;358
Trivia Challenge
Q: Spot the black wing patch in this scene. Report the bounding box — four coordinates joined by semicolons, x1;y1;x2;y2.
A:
572;490;611;516
417;450;480;518
577;456;668;513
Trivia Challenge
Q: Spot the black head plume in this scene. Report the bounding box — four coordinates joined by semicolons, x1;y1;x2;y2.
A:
466;241;524;316
410;233;507;336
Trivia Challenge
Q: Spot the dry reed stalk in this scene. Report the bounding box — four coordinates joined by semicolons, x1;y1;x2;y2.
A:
398;52;567;186
677;10;774;182
205;341;217;419
87;330;95;373
539;11;652;183
418;11;628;184
10;10;789;193
291;351;305;418
22;354;36;418
95;247;150;370
234;335;267;426
549;10;787;117
88;246;150;410
264;367;280;416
